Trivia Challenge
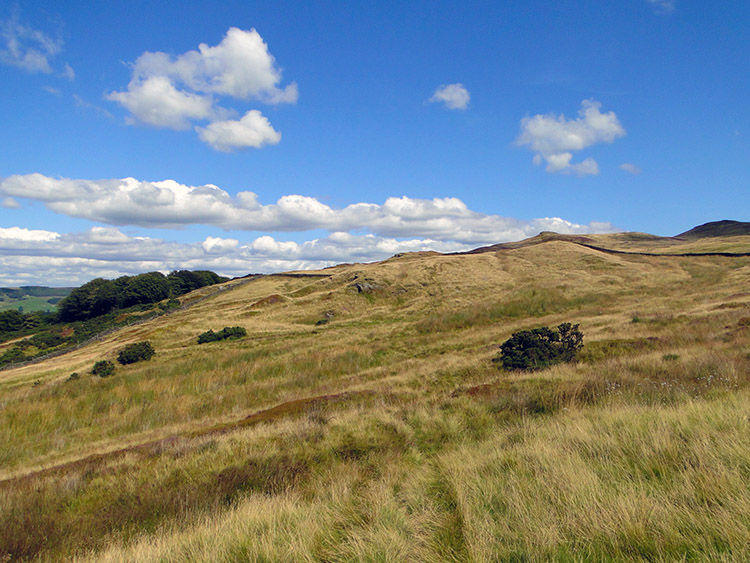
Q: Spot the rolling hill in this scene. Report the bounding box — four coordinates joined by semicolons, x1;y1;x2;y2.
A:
0;286;73;313
1;227;749;561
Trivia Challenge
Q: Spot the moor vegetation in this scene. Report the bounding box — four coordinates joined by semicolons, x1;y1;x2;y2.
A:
0;230;748;561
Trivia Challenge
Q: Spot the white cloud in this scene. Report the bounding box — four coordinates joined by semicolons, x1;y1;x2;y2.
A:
619;163;642;175
196;110;281;151
2;196;21;208
647;0;676;14
0;10;63;73
0;226;59;242
202;236;238;253
429;83;470;110
107;76;216;130
107;27;295;149
0;220;619;286
0;173;617;248
516;99;625;176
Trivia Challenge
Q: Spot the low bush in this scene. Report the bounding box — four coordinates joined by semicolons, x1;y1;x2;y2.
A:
92;360;115;377
495;322;583;371
117;341;155;365
158;298;181;312
197;326;247;344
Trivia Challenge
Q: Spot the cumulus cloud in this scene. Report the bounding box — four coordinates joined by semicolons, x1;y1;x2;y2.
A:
647;0;676;14
0;173;617;249
0;220;618;286
2;197;21;208
429;83;470;110
0;9;63;73
107;27;295;149
516;99;625;176
0;226;59;242
196;110;281;151
108;75;216;130
619;163;642;175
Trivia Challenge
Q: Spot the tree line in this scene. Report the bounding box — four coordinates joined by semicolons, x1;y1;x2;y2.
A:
57;270;227;322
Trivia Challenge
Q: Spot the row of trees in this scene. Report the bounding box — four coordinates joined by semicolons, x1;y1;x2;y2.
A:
58;270;227;322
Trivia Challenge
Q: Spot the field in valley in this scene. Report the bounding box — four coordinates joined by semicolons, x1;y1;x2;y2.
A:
1;231;749;562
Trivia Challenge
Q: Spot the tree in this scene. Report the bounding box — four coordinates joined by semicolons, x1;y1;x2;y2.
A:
123;273;170;307
0;310;24;333
58;278;115;321
496;323;583;371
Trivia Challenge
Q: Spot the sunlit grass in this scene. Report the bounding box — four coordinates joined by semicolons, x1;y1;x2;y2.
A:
0;237;749;560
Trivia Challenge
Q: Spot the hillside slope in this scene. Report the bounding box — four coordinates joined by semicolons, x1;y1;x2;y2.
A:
1;231;749;561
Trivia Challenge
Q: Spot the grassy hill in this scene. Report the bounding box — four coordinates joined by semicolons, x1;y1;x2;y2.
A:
1;231;749;561
0;286;72;313
677;219;750;239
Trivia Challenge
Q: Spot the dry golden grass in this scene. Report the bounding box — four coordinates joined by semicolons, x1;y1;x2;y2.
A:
0;233;749;561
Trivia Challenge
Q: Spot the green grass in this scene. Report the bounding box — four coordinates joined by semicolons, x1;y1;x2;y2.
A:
0;296;61;313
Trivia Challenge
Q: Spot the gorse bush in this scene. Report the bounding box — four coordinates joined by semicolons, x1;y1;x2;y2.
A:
117;341;155;365
496;322;583;371
197;326;247;344
92;360;115;377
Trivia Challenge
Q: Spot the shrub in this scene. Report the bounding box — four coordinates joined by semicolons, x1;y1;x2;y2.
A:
495;322;583;371
92;360;115;377
197;329;218;344
197;326;247;344
116;341;155;365
218;326;247;340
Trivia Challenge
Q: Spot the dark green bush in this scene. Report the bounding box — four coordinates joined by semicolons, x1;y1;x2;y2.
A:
197;329;218;344
218;326;247;340
92;360;115;377
197;326;247;344
495;322;583;371
116;341;155;365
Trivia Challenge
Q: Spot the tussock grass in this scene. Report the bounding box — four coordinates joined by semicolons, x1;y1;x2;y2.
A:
1;235;749;560
73;392;750;563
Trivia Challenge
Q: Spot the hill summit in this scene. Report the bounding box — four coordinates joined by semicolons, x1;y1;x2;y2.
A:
677;219;750;239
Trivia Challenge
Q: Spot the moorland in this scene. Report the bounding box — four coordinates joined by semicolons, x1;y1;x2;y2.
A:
1;221;749;562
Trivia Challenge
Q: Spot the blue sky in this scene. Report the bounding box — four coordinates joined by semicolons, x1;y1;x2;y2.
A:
0;0;748;285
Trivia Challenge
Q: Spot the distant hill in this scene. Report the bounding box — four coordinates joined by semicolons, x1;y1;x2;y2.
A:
677;220;750;239
0;286;73;313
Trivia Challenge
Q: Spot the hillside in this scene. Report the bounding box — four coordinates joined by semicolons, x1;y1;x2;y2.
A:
1;230;749;561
